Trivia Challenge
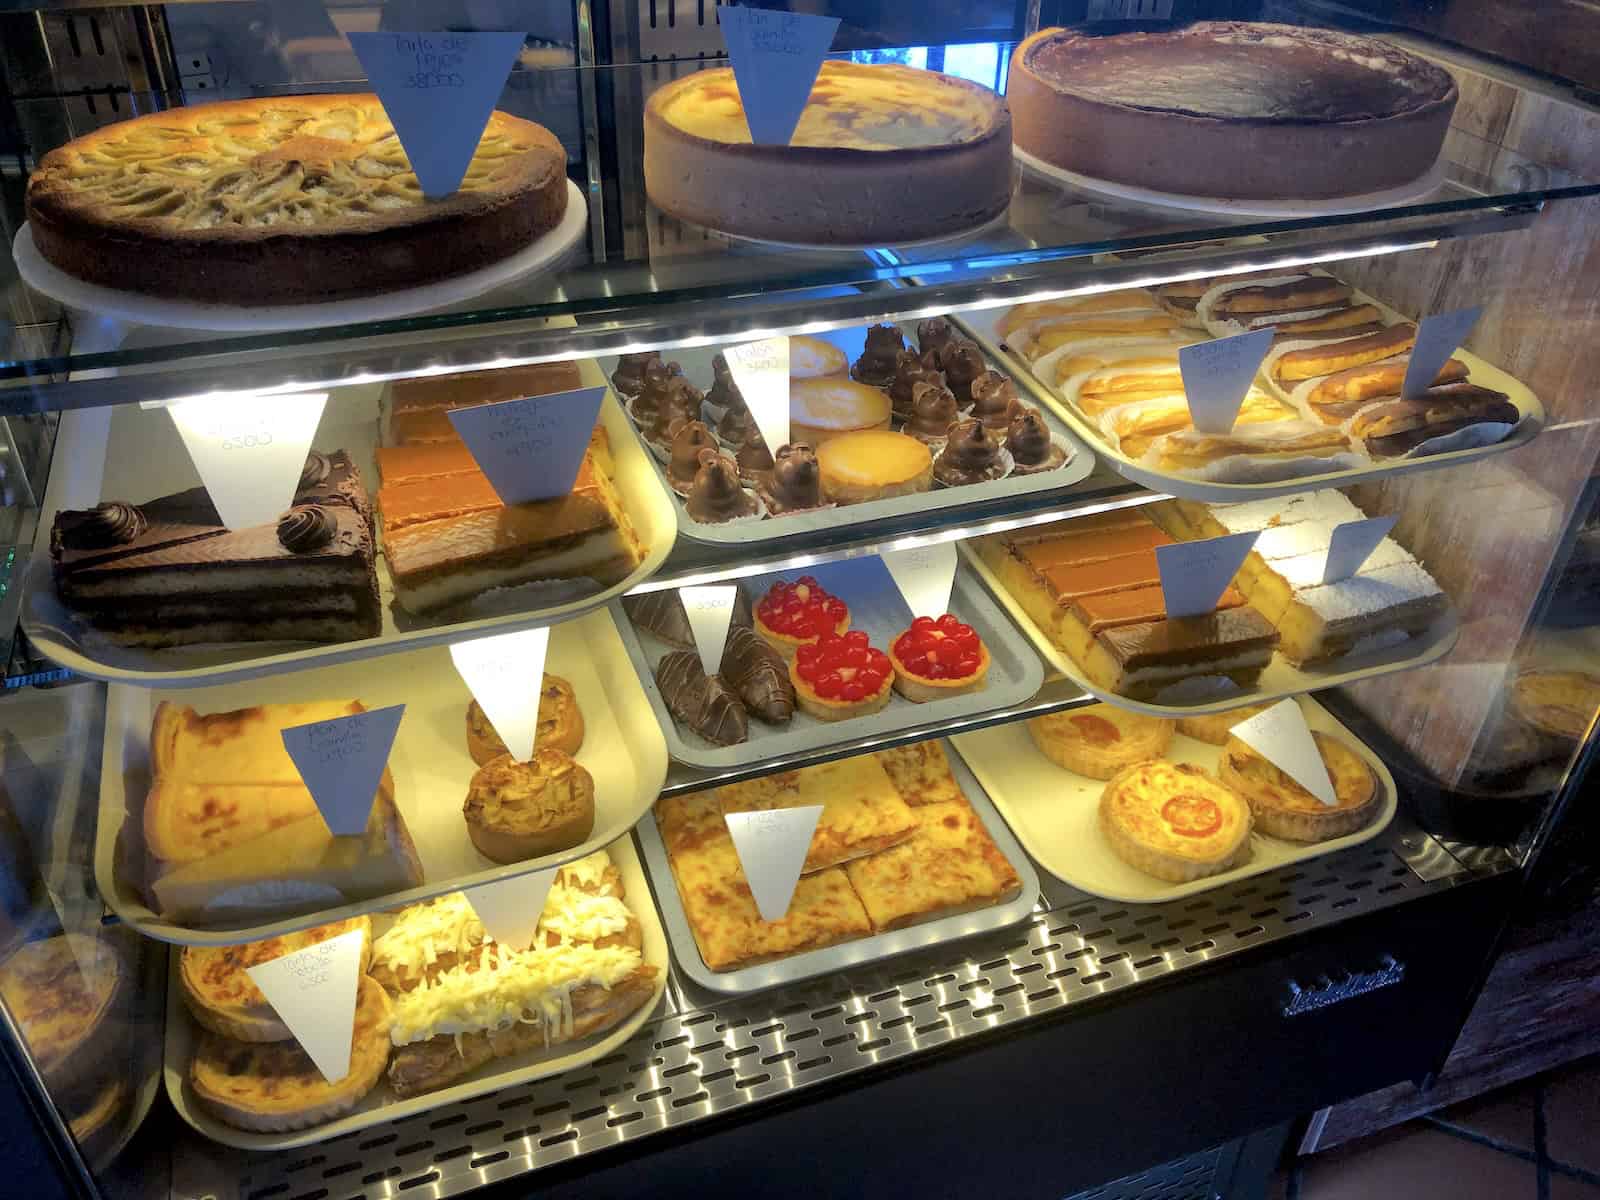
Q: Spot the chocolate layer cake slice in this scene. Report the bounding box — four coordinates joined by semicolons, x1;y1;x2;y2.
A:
1086;608;1280;702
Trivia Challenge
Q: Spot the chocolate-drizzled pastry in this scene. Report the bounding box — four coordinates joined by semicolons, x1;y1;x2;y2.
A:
611;351;662;398
623;592;695;649
736;431;775;486
917;316;957;360
56;502;148;551
969;371;1021;432
667;418;717;491
685;449;760;524
717;401;756;446
276;504;336;552
1006;407;1068;475
720;625;795;725
940;341;988;405
655;651;748;746
888;352;942;423
706;354;747;415
906;379;961;445
851;324;906;388
934;417;1010;487
763;442;826;514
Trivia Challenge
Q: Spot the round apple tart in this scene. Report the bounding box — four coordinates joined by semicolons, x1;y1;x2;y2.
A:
25;94;568;303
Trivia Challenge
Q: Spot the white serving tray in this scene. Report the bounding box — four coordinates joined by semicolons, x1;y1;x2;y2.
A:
634;740;1041;994
162;832;668;1151
602;321;1093;546
953;298;1544;504
25;361;677;687
953;696;1397;903
95;609;668;946
14;180;587;333
960;537;1459;717
613;556;1045;768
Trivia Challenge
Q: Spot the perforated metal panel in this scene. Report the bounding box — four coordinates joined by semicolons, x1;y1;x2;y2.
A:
170;817;1485;1200
1070;1144;1225;1200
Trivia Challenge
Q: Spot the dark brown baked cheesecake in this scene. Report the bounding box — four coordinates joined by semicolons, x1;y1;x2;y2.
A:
1008;23;1457;200
26;94;568;303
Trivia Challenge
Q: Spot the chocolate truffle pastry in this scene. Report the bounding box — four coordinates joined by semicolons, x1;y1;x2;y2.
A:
906;379;962;446
969;371;1021;432
934;417;1011;487
630;360;690;425
735;431;776;488
762;442;830;514
463;749;595;863
720;624;796;725
666;418;717;494
717;401;757;447
643;377;704;449
654;651;748;746
851;324;906;388
940;341;989;405
685;449;761;524
888;352;944;423
917;317;958;360
611;351;662;399
1006;408;1068;475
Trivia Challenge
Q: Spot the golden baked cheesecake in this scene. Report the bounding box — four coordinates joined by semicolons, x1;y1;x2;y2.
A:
1218;731;1379;842
26;94;568;303
1099;761;1251;883
644;60;1012;243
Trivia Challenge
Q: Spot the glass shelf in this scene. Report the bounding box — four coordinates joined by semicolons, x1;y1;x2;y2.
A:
2;52;1597;412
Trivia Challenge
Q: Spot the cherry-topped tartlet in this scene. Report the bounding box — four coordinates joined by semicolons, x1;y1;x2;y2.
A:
790;631;895;721
755;575;851;659
889;614;991;702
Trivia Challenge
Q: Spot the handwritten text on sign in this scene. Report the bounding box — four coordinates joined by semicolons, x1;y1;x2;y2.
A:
725;805;822;922
1179;330;1272;434
448;385;606;506
723;337;791;456
450;627;552;763
168;392;327;531
245;928;367;1083
1322;516;1397;584
280;704;405;836
719;7;840;145
1232;699;1338;807
1156;532;1258;619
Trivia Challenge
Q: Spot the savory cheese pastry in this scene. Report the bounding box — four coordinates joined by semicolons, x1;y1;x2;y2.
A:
465;674;584;765
843;799;1022;929
1218;732;1379;842
0;934;125;1094
1176;704;1274;746
1027;704;1174;780
715;756;918;872
463;749;595;863
873;740;966;807
180;917;372;1042
1099;761;1252;883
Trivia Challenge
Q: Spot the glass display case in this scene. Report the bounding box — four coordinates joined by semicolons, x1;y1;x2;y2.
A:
2;3;1597;1198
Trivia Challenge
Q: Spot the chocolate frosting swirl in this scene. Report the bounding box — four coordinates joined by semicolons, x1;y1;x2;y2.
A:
939;417;1004;473
299;451;332;489
277;504;336;552
769;442;823;511
64;502;148;550
851;324;906;387
686;449;759;523
1005;408;1055;466
941;341;988;404
907;379;961;442
970;371;1021;430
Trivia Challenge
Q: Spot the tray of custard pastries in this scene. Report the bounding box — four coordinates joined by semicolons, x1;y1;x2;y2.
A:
953;267;1541;501
163;836;668;1150
953;696;1397;903
964;489;1458;715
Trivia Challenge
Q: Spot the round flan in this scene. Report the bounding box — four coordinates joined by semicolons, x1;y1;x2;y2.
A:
1218;731;1379;842
1099;761;1251;883
790;336;849;379
1008;23;1457;201
791;377;893;447
817;430;933;503
1028;702;1173;780
26;94;569;303
644;60;1013;243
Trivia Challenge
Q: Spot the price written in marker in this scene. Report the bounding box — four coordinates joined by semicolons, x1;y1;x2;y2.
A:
450;627;552;763
1322;516;1398;583
679;585;739;676
725;805;823;922
718;7;840;145
881;542;959;619
723;337;791;456
167;393;328;530
1402;307;1483;400
1179;329;1273;434
348;31;527;198
245;928;367;1083
448;385;606;507
1156;532;1258;618
466;868;559;952
1231;699;1337;807
280;704;405;836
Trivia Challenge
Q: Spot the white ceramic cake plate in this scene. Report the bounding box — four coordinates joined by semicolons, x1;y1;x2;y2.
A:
634;738;1041;994
1013;145;1448;219
162;833;668;1151
954;299;1544;505
24;362;677;687
960;538;1461;718
953;696;1398;904
13;179;588;334
94;609;668;946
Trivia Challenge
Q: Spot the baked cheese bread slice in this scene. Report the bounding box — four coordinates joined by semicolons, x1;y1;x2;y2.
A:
843;798;1022;930
1218;731;1379;842
873;740;965;806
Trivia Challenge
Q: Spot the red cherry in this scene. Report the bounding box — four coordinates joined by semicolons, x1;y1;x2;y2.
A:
861;668;885;687
798;575;818;588
907;654;929;674
927;661;948;679
797;659;820;682
869;649;890;671
911;616;935;631
845;646;868;667
937;613;960;631
816;671;843;695
841;681;866;702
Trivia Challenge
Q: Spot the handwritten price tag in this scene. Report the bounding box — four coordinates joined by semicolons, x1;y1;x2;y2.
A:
719;7;840;145
1156;532;1258;618
450;627;552;762
466;868;559;952
280;705;405;836
1322;516;1397;584
245;928;367;1082
448;385;606;506
881;542;959;619
1232;699;1337;807
1179;330;1272;434
1403;307;1482;399
167;393;328;530
680;585;739;677
349;31;527;197
725;806;822;922
724;337;790;455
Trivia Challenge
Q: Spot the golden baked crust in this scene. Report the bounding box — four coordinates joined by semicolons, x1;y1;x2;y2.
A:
0;934;124;1091
465;674;585;765
1028;703;1174;780
463;749;596;863
716;757;917;872
27;94;568;303
1217;732;1378;842
873;741;965;807
817;430;933;503
1099;761;1251;882
1511;670;1600;742
843;798;1021;930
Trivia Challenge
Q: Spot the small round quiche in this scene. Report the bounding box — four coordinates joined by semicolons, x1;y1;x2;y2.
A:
1029;703;1174;779
465;673;585;765
1099;761;1252;883
1217;731;1379;842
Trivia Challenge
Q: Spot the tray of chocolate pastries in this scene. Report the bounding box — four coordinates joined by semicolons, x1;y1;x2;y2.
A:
612;556;1046;768
599;318;1094;546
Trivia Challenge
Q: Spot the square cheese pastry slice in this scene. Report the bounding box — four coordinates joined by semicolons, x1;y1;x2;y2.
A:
844;799;1022;931
716;755;917;872
873;740;965;807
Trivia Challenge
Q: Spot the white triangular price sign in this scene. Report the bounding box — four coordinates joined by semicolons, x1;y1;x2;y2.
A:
1232;699;1337;807
881;542;959;619
724;337;790;454
719;8;840;145
1179;329;1272;434
1322;516;1397;583
168;393;328;530
466;868;559;952
680;585;738;677
348;31;527;197
726;806;821;922
448;385;606;506
1156;532;1258;619
246;928;366;1083
280;704;405;836
450;627;552;763
1403;307;1482;399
